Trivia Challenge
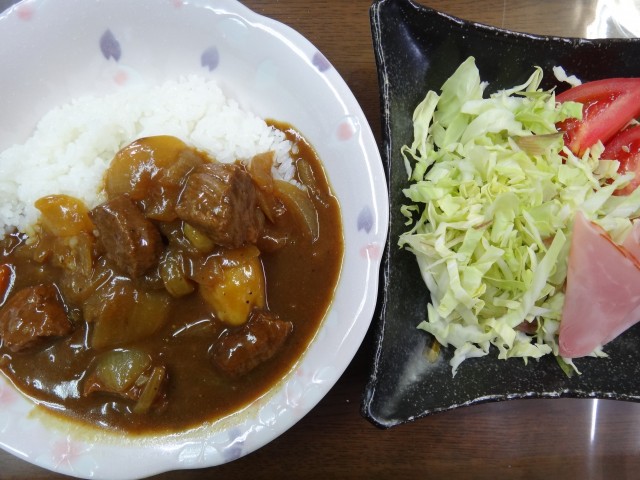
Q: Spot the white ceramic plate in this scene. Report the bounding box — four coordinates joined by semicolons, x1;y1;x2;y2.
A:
0;0;388;478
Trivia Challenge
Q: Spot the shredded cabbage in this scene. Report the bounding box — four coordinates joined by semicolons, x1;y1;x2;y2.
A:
400;57;640;375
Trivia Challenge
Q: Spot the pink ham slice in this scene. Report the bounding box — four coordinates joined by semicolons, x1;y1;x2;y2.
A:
622;220;640;260
559;211;640;358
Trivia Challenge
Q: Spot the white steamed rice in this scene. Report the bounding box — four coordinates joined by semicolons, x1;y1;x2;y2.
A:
0;76;294;236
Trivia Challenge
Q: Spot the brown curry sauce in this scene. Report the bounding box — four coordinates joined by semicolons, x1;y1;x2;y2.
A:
0;122;343;433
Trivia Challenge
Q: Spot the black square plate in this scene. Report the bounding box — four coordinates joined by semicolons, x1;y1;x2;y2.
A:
362;0;640;428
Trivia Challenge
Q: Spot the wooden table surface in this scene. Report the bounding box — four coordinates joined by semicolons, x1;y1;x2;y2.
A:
3;0;640;479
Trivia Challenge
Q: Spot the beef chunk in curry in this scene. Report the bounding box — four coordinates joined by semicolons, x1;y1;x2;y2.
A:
175;162;263;248
0;284;72;352
0;125;343;433
89;195;163;278
212;309;293;377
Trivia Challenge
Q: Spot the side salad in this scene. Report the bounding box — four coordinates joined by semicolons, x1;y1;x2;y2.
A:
400;56;640;375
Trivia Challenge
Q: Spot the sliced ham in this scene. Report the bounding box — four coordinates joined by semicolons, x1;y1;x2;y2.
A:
559;211;640;358
622;220;640;260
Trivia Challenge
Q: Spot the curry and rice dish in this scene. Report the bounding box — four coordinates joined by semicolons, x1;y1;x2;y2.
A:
0;86;343;433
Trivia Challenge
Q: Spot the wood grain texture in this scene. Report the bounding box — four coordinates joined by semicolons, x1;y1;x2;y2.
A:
3;1;640;479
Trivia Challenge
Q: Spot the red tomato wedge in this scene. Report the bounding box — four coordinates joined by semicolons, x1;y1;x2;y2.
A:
556;78;640;157
0;264;13;302
602;125;640;195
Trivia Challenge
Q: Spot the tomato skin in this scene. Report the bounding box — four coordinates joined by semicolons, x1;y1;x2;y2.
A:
602;125;640;195
0;264;13;303
556;78;640;157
